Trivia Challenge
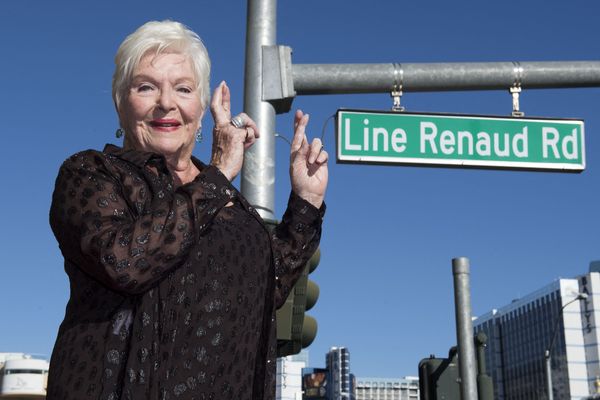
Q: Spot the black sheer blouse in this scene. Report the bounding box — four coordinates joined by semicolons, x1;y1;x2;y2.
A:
48;144;324;400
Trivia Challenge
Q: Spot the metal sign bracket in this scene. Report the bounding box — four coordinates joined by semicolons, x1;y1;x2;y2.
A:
511;62;525;117
391;62;405;112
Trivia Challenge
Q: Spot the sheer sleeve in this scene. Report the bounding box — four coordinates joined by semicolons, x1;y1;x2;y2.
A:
49;150;235;295
271;192;326;308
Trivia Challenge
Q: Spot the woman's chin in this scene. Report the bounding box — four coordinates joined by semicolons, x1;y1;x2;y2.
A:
147;138;194;158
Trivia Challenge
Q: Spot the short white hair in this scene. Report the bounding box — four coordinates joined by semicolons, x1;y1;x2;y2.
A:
112;20;211;112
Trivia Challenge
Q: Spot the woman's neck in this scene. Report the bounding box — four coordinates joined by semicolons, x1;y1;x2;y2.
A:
167;157;200;186
122;139;200;186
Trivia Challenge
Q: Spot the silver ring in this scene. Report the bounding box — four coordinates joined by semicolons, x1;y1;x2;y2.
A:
231;115;244;129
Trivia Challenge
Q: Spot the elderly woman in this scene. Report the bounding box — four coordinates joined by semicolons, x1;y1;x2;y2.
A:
48;20;327;400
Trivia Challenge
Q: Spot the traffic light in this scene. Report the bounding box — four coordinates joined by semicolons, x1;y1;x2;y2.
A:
475;332;494;400
418;347;460;400
276;248;321;357
418;333;494;400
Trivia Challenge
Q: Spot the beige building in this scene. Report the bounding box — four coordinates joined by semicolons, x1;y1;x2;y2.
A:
355;377;419;400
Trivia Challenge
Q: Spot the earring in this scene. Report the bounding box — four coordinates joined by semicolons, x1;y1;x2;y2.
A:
115;128;124;138
195;127;202;142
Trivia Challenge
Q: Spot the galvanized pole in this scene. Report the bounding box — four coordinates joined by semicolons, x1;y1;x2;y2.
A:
545;350;553;400
241;0;277;220
292;61;600;94
452;257;478;400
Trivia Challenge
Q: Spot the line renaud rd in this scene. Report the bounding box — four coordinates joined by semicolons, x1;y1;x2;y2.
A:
336;110;585;172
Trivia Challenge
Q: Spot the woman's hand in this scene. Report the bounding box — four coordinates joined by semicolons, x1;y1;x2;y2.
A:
290;110;329;208
210;81;259;181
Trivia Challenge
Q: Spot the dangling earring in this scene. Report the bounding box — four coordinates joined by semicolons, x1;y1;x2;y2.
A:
195;127;203;142
115;128;124;138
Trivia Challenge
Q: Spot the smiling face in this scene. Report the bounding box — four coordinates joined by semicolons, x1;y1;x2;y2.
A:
119;52;205;161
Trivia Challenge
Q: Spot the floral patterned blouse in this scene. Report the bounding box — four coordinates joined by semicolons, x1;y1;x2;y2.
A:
47;144;324;400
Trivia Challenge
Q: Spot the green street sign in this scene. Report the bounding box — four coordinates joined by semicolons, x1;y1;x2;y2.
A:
336;110;585;172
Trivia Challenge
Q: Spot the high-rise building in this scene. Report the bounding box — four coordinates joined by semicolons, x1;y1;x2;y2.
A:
326;347;354;400
473;267;600;399
277;351;309;400
355;377;419;400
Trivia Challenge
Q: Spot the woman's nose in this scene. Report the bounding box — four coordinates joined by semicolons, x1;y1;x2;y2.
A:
157;88;176;111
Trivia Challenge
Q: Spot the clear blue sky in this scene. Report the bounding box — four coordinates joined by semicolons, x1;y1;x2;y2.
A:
1;0;599;379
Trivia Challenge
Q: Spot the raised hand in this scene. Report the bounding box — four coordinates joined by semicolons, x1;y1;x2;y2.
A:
209;81;259;180
290;110;329;208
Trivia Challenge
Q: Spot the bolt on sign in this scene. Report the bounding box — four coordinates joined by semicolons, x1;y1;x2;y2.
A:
336;110;585;172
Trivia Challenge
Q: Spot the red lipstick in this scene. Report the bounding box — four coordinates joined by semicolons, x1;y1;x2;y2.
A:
150;119;181;131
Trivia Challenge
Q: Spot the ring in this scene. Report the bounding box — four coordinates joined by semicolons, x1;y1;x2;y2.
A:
231;115;244;129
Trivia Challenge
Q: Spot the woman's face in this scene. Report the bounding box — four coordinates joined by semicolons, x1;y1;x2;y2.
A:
120;52;204;159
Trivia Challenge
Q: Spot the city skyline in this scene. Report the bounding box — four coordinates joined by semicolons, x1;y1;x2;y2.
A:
1;0;600;379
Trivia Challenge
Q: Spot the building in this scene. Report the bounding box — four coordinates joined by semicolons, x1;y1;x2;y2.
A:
0;353;49;399
355;377;419;400
326;347;354;400
303;367;329;399
302;347;356;400
473;266;600;399
277;351;309;400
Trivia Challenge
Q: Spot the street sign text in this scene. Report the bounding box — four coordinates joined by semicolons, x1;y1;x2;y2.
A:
336;110;585;171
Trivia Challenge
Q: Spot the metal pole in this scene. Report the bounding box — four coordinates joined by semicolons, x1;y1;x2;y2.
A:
545;350;553;400
292;61;600;94
241;0;277;220
452;257;479;400
544;293;587;400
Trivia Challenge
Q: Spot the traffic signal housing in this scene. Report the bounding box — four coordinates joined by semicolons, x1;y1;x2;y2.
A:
276;248;321;357
418;347;460;400
418;333;494;400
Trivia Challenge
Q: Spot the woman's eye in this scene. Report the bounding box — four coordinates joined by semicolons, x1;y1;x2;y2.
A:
137;84;154;92
177;87;193;94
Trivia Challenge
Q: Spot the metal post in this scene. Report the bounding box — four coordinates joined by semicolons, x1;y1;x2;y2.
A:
241;0;277;220
292;61;600;94
544;293;587;400
452;257;479;400
545;350;553;400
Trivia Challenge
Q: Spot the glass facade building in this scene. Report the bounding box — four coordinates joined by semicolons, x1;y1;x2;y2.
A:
473;271;599;399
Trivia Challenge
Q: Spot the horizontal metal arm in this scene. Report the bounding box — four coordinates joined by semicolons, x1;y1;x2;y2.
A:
292;61;600;94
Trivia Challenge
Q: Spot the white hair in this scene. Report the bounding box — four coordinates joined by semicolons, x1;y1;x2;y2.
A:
112;20;211;112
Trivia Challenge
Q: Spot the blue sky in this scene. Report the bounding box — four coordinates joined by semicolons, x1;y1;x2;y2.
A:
1;0;599;379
